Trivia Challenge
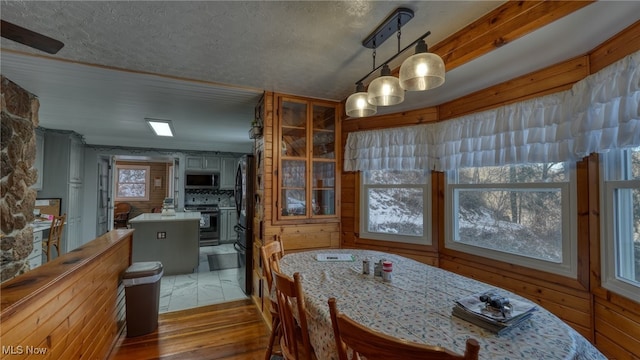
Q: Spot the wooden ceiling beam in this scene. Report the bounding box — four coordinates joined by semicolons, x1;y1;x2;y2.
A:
389;1;594;76
435;1;594;71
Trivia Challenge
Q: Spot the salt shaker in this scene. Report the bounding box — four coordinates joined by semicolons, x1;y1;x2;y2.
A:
382;261;393;282
362;259;370;275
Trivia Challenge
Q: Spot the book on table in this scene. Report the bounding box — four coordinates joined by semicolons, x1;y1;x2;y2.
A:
315;253;355;262
452;290;537;334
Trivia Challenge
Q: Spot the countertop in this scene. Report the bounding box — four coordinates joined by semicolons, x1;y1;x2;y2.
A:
129;212;201;223
30;220;54;233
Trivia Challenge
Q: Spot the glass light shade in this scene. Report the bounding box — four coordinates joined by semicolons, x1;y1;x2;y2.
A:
345;91;377;117
367;65;404;106
399;52;445;91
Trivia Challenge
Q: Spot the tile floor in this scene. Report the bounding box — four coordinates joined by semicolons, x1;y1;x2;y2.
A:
159;243;248;313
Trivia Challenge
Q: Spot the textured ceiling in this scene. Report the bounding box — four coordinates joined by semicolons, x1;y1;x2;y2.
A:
1;1;639;153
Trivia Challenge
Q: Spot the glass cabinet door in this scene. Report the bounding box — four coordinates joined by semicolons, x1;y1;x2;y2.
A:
279;98;338;220
281;160;306;216
281;101;307;157
311;104;335;215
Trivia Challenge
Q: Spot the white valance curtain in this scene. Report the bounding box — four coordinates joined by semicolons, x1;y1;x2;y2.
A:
344;50;640;172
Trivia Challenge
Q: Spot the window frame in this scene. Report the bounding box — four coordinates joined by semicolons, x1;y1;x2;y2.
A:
601;148;640;300
115;164;150;201
445;164;578;278
359;170;432;245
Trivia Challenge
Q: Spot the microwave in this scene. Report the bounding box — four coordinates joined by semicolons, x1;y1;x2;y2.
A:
185;172;220;189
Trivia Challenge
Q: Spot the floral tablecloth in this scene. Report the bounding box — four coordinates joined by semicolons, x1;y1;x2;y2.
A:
278;249;606;360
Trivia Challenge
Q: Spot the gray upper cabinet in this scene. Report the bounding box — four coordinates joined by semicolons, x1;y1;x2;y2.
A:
39;130;85;253
68;136;83;183
186;156;220;171
220;157;238;190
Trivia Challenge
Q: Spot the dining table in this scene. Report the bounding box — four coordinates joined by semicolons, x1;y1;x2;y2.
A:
277;249;606;360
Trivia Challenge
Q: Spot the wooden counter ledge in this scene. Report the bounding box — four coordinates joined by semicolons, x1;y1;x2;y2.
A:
0;229;134;360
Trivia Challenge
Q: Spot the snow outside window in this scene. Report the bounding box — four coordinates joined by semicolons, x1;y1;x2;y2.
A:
115;165;150;201
446;163;577;278
360;170;431;245
602;147;640;300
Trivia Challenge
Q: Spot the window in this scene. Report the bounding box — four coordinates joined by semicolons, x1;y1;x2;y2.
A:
602;147;640;300
360;170;431;245
115;165;150;201
446;163;577;277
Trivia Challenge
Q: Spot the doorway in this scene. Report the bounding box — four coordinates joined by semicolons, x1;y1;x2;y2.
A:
95;155;179;235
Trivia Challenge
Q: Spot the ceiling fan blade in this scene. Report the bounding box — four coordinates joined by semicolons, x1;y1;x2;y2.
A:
1;20;64;54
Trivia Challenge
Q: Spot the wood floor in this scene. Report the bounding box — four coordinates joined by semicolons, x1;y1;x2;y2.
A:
109;299;272;360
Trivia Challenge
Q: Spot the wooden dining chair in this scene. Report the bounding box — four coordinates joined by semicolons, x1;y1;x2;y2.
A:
328;297;480;360
113;202;131;228
260;236;285;360
42;213;66;262
273;269;315;360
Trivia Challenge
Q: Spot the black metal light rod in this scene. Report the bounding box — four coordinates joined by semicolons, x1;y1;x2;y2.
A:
355;30;432;85
362;8;415;49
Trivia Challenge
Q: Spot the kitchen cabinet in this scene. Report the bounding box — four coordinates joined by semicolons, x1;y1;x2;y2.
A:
220;157;238;190
28;231;43;269
31;129;44;190
66;183;83;251
277;96;339;221
186;155;220;171
68;135;83;183
39;130;85;253
219;208;237;243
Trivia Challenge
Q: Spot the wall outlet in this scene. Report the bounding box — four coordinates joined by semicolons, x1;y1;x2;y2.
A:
157;232;166;239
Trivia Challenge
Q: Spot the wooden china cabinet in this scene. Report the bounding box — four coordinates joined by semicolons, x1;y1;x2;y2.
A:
251;92;341;323
277;96;339;221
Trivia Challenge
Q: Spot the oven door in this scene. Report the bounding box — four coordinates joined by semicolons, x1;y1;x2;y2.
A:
199;211;219;246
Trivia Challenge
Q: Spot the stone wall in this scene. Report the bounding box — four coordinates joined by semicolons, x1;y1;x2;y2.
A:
1;75;39;282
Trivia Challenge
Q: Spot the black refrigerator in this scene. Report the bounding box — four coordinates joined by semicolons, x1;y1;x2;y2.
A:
234;154;255;295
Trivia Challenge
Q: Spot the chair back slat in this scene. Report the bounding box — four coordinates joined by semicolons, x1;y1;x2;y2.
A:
43;213;66;262
260;236;284;291
260;236;285;360
328;297;479;360
274;270;313;360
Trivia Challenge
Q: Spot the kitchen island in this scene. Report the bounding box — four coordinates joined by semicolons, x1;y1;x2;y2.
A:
129;212;200;275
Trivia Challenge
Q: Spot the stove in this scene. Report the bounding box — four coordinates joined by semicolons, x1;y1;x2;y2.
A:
184;205;219;212
184;204;220;246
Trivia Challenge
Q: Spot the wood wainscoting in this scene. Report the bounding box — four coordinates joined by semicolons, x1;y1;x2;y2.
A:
0;229;133;360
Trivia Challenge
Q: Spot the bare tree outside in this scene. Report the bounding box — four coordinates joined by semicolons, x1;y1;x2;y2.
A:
117;168;147;198
455;163;566;262
365;170;427;237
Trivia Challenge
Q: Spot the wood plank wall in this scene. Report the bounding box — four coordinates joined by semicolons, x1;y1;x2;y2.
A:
0;230;133;360
340;21;640;359
115;161;170;218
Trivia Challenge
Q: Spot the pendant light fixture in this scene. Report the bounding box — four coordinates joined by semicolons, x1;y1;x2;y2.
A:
344;7;446;118
367;64;404;106
399;39;445;91
345;82;377;117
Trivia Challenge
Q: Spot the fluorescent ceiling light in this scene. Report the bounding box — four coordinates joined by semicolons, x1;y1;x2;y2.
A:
145;118;174;137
